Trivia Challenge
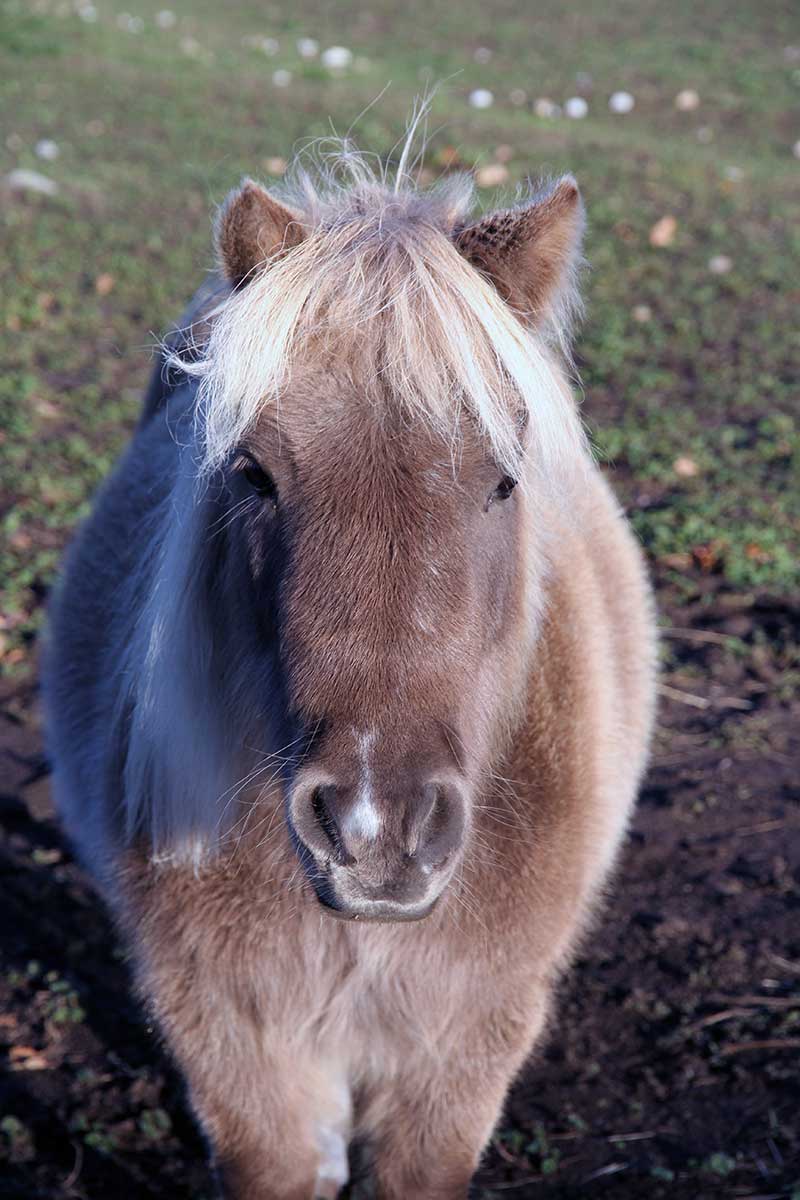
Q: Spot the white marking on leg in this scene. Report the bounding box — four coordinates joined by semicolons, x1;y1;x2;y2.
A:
314;1074;351;1197
315;1125;349;1196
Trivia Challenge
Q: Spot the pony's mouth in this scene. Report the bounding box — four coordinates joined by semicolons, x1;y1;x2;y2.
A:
294;842;448;923
313;887;440;924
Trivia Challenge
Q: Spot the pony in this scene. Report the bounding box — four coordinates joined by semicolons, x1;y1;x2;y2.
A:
44;137;657;1198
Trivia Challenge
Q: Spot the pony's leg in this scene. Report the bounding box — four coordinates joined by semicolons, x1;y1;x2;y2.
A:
362;1040;536;1200
124;872;350;1198
145;999;349;1200
189;1046;348;1200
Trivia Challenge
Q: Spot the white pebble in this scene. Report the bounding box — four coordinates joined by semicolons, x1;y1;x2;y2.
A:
565;96;588;119
296;37;318;58
723;165;743;182
793;139;800;160
272;69;291;87
473;46;492;64
35;138;59;161
675;89;699;111
469;88;494;110
117;13;143;33
609;90;634;114
632;304;652;323
5;168;58;196
321;46;352;69
155;10;176;29
534;97;558;118
708;255;732;275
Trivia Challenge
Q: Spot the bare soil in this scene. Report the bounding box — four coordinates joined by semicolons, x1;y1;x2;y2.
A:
1;565;798;1200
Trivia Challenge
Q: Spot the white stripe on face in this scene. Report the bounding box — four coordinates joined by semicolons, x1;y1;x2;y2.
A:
343;730;381;841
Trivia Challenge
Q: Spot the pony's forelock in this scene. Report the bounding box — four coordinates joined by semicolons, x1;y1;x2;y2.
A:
169;138;588;485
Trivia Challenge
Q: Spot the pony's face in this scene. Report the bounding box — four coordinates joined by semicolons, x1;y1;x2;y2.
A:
227;372;526;921
201;166;584;919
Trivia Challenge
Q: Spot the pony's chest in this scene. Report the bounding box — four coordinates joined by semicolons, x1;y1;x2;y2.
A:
263;915;467;1064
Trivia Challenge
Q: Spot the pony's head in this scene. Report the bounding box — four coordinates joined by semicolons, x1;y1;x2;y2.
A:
134;145;588;921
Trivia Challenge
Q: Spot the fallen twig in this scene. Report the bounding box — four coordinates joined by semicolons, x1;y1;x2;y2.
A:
710;994;800;1010
735;820;785;836
714;694;753;711
768;952;800;976
605;1131;661;1143
658;683;710;709
660;626;737;645
581;1162;628;1183
658;683;753;711
63;1141;83;1191
718;1038;800;1057
683;1008;752;1036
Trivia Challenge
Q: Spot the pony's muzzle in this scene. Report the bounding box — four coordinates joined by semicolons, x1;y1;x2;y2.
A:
288;770;467;921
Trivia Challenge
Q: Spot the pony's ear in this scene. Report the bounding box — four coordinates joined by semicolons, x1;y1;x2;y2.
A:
454;176;584;324
215;179;304;288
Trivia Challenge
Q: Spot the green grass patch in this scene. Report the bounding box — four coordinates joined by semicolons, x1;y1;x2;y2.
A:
2;0;798;671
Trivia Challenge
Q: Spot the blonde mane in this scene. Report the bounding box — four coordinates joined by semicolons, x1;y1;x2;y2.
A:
173;142;588;483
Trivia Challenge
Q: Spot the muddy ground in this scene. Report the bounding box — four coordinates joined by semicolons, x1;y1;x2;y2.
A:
1;566;798;1200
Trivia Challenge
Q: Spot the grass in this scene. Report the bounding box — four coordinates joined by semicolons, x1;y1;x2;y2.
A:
1;0;799;672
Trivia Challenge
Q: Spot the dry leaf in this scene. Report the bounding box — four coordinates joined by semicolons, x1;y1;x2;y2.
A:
436;145;462;169
673;455;699;478
475;164;510;188
95;273;115;296
10;1045;49;1071
692;541;724;572
32;847;62;865
660;552;692;570
649;216;677;247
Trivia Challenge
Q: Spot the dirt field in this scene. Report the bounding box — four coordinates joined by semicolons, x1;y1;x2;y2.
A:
2;575;799;1199
2;0;799;1196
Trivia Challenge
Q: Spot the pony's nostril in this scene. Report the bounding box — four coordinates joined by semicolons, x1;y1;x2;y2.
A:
407;784;438;855
311;786;354;865
414;781;466;869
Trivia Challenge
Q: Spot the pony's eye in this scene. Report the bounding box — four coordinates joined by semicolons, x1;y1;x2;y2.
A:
493;476;517;502
243;462;277;501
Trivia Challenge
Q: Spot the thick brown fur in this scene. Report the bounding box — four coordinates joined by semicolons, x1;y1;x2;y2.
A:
117;465;654;1199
